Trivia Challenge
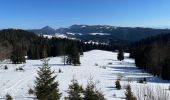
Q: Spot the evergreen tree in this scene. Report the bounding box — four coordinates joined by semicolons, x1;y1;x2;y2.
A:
115;80;121;90
162;56;170;80
10;46;25;64
84;79;105;100
63;41;67;65
67;44;81;66
5;94;13;100
131;33;170;80
80;48;84;56
117;50;124;61
66;55;72;65
125;85;137;100
34;59;61;100
41;46;48;59
67;78;83;100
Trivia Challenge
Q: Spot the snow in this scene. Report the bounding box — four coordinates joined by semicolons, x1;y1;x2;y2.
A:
42;34;68;39
55;33;68;38
66;32;76;35
77;33;83;35
66;32;82;36
84;41;109;45
42;35;53;39
88;33;110;35
114;26;117;29
0;50;170;100
106;27;110;29
81;25;86;28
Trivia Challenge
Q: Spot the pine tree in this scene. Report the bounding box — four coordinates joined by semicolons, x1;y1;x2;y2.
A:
125;85;137;100
84;79;105;100
117;50;124;61
34;59;61;100
67;78;83;100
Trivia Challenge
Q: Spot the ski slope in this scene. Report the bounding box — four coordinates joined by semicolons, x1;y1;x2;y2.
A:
0;50;169;100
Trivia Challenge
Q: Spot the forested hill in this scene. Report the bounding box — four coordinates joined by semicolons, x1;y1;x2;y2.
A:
130;33;170;80
0;29;114;61
0;29;39;60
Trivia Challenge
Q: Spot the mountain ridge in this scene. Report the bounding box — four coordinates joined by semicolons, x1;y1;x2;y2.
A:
27;24;170;42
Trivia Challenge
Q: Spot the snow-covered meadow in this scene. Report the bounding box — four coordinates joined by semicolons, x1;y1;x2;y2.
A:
0;50;169;100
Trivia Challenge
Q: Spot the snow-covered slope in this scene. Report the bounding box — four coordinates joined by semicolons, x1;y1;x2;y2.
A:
0;50;169;100
42;34;53;39
88;33;110;35
41;34;77;40
55;33;68;38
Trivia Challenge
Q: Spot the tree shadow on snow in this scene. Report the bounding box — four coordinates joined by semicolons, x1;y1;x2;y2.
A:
103;65;170;84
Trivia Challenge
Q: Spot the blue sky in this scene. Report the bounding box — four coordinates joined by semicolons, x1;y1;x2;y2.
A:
0;0;170;29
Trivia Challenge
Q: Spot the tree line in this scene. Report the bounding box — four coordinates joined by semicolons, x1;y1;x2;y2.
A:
0;29;116;65
130;33;170;80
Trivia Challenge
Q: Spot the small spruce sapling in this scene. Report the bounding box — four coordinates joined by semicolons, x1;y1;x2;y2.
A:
5;94;13;100
117;50;124;61
125;85;137;100
115;80;121;90
67;78;83;100
84;79;105;100
28;88;34;95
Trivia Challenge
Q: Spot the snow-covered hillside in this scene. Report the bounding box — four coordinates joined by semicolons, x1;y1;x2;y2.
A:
88;33;110;35
42;34;77;40
42;34;68;39
0;50;169;100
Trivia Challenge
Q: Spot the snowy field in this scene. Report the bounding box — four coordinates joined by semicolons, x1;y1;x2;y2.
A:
0;50;170;100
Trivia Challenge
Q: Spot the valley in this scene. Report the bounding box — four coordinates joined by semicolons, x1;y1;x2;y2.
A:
0;50;169;100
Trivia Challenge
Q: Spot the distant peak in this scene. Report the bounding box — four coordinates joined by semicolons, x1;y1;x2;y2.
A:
42;26;55;30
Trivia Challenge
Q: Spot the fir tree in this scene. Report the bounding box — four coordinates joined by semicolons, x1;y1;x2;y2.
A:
84;79;105;100
34;59;61;100
67;78;83;100
117;50;124;61
125;85;137;100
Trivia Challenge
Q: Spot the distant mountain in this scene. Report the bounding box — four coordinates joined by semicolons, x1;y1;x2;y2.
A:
27;25;170;42
28;26;56;35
